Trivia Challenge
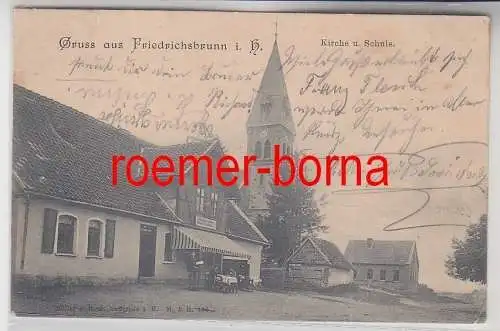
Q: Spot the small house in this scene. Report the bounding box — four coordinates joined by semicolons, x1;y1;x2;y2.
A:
344;238;419;292
286;237;354;288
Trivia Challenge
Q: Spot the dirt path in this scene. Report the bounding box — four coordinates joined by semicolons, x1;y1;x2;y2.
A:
12;284;480;323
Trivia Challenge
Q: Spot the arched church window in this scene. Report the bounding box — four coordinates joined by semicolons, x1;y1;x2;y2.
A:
261;99;272;120
263;140;271;159
255;141;262;158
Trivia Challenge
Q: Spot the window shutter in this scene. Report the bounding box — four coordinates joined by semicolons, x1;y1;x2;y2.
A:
41;208;58;253
104;219;116;258
164;233;173;261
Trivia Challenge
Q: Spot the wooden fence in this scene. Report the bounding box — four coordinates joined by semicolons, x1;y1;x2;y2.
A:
260;267;286;289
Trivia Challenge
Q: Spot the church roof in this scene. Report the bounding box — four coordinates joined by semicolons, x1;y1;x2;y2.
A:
246;40;296;135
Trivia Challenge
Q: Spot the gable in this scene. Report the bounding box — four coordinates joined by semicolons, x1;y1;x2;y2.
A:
289;240;331;266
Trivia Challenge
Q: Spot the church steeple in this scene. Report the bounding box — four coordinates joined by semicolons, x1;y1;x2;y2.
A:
244;23;297;221
246;24;296;136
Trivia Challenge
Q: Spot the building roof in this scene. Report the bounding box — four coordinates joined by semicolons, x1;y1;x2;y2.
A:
344;239;416;266
227;201;269;243
312;238;354;271
246;40;296;135
13;84;176;221
12;84;264;244
287;237;354;271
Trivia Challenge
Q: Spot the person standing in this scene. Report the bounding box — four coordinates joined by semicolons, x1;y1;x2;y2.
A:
187;252;200;290
208;265;216;291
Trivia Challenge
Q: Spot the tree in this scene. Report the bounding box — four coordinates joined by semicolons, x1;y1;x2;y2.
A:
257;157;327;264
445;214;487;284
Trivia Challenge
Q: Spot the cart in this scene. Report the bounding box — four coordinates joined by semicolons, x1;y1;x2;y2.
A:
214;274;238;293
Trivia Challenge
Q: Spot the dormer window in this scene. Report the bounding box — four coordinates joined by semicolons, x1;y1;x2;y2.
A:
197;187;205;213
210;190;219;218
196;186;219;219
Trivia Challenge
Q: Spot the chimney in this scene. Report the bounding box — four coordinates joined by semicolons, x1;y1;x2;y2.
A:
367;238;374;248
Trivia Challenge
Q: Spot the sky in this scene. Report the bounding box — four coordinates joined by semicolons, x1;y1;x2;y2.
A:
13;10;489;292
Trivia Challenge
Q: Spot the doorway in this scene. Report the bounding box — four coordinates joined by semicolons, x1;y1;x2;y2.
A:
138;224;156;277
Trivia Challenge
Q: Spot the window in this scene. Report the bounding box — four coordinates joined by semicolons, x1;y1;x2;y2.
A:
259;174;264;186
393;270;400;281
210;190;219;218
56;214;77;254
203;189;211;215
380;269;386;281
164;233;174;262
41;208;58;254
197;187;205;213
282;143;287;154
367;268;373;280
87;219;103;257
255;141;262;158
104;219;116;258
197;187;219;219
261;100;272;120
40;208;116;258
263;140;271;159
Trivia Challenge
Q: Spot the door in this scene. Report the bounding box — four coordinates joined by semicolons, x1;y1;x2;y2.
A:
138;224;157;277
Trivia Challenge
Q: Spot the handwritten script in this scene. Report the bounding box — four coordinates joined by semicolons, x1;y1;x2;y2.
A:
57;38;488;232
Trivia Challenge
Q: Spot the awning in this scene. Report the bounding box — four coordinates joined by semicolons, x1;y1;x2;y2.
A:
223;255;248;261
172;226;251;259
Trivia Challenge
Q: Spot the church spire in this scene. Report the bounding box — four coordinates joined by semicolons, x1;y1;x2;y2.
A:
274;18;278;42
246;21;296;135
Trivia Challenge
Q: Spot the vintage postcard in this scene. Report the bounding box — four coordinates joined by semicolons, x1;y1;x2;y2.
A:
11;9;489;323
